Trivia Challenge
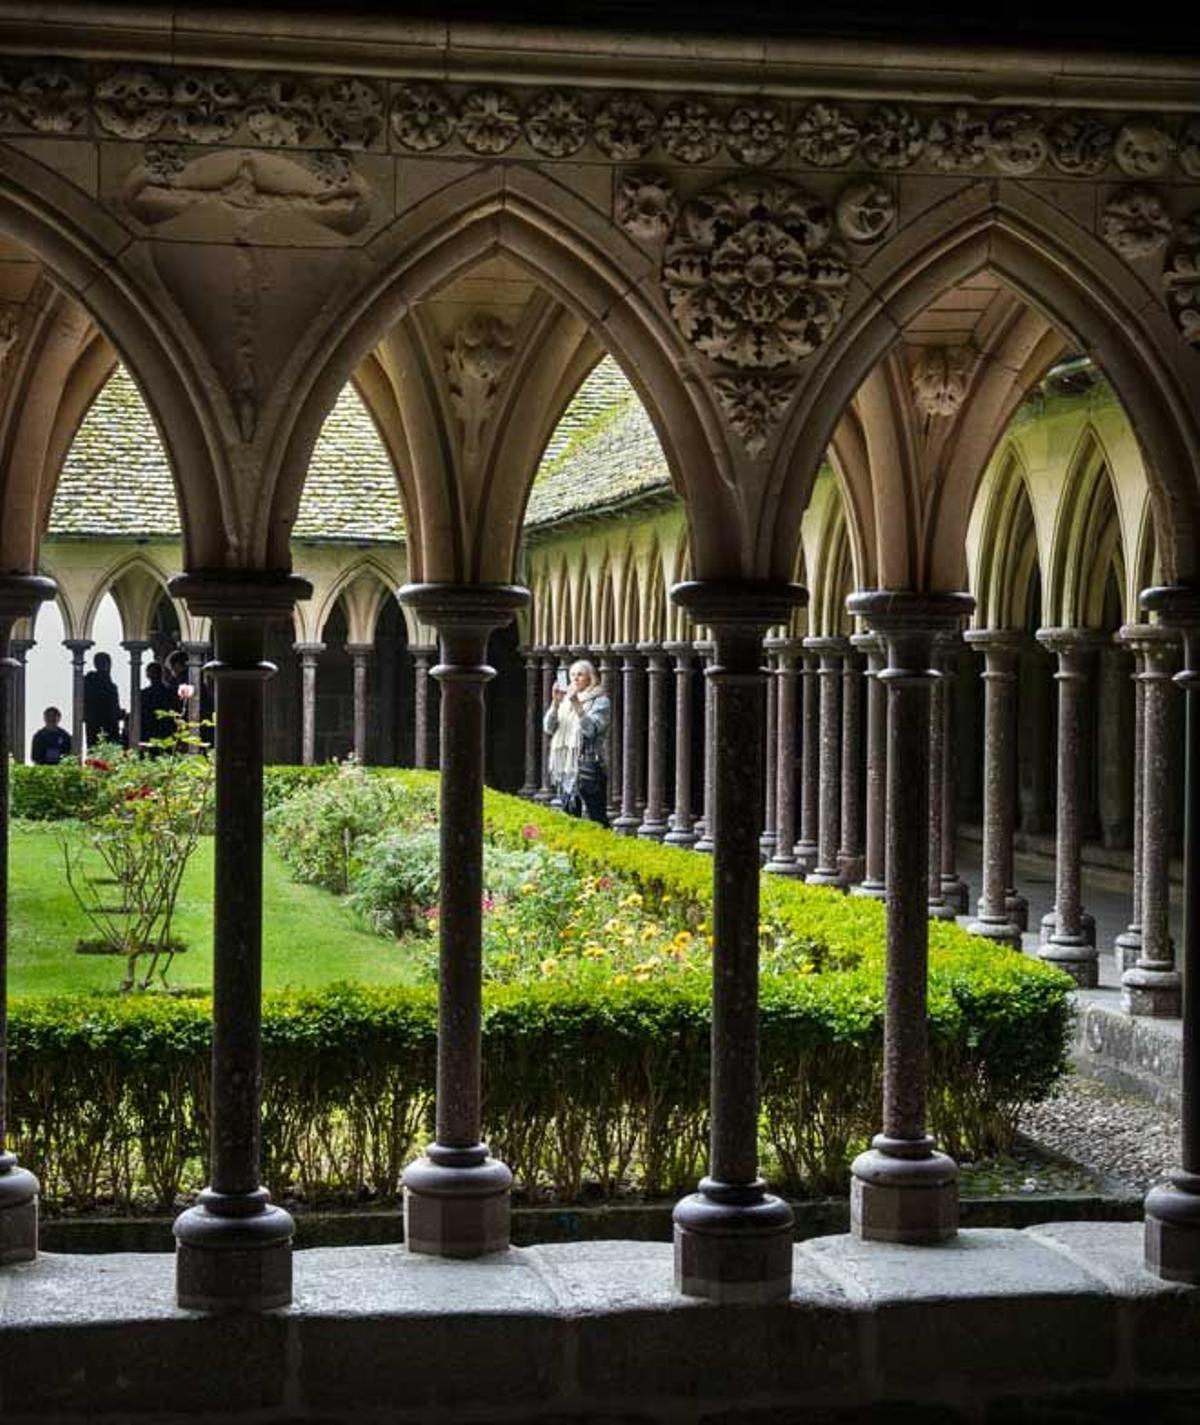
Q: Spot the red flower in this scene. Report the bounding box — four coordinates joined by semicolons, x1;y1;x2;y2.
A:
84;758;111;771
521;823;540;840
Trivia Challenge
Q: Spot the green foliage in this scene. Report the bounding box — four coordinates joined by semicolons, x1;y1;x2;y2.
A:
11;761;96;821
261;763;340;813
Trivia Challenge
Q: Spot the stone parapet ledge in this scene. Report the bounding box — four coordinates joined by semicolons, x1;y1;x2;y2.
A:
0;1225;1198;1419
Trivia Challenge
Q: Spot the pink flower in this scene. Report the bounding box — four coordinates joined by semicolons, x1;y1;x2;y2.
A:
521;823;540;840
176;683;195;701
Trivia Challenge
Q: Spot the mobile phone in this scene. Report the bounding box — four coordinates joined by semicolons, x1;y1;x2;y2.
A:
556;669;570;690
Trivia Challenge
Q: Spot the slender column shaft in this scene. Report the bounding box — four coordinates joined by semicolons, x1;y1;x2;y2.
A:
939;647;968;913
518;650;540;797
638;644;670;840
765;640;804;876
600;650;622;819
694;642;716;853
346;644;372;764
613;646;643;836
853;636;887;899
848;590;973;1245
795;652;820;872
295;643;324;767
839;648;864;885
412;645;435;771
181;640;209;728
535;651;555;801
926;641;953;920
664;642;696;847
121;640;150;751
1116;632;1148;969
671;581;803;1304
964;631;1023;946
759;644;779;858
805;638;847;889
63;639;93;758
10;639;32;764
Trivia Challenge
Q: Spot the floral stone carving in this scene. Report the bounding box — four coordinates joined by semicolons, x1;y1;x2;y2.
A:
725;103;788;167
926;108;989;171
524;91;588;158
94;68;170;140
170;71;243;143
458;88;521;154
592;93;658;161
445;314;517;458
910;346;973;418
1102;187;1173;259
835;179;895;243
16;67;87;133
1114;122;1173;178
317;78;384;149
1180;119;1200;179
615;173;677;244
988;111;1048;176
391;82;454;152
860;104;924;170
713;374;794;457
1162;216;1200;346
794;102;859;167
1049;114;1113;175
659;98;723;164
246;76;318;147
662;177;849;369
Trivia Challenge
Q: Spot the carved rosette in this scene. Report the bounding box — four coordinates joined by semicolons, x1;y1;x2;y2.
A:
458;88;521;154
94;68;170;140
1163;217;1200;347
725;103;788;167
390;82;454;152
860;105;924;170
659;98;723;164
246;77;318;147
661;177;849;369
988;111;1048;175
1114;122;1173;178
317;79;384;149
615;173;677;244
712;374;794;457
910;346;973;418
1102;187;1173;259
16;67;87;133
835;179;895;243
926;108;989;171
524;91;588;158
593;93;658;160
1049;114;1113;175
171;71;244;143
794;103;859;167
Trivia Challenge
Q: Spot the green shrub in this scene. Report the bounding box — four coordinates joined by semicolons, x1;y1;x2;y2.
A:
261;764;340;813
11;762;96;821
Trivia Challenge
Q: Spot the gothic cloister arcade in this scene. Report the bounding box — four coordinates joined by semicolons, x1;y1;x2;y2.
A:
0;8;1199;1413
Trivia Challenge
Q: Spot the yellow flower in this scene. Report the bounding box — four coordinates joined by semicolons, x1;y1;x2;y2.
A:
672;930;693;948
520;883;536;896
612;973;629;987
583;943;607;958
540;957;558;976
640;925;659;943
619;892;643;909
561;926;576;941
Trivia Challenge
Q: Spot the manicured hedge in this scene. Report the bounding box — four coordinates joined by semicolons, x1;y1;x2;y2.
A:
7;769;1072;1211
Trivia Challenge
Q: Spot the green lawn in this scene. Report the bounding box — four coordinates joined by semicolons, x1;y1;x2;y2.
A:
9;824;422;996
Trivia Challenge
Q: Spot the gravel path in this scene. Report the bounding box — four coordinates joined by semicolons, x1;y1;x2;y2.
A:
1021;1074;1180;1192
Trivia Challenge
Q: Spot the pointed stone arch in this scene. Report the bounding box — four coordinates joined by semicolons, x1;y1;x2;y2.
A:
969;445;1044;631
1050;431;1127;629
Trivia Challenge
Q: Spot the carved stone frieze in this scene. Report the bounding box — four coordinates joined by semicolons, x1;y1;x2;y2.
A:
910;346;973;418
316;78;384;149
1162;216;1200;346
458;88;521;154
94;68;170;140
246;77;318;147
15;66;87;133
1114;122;1173;178
1049;114;1113;175
662;178;849;369
794;103;859;167
835;179;895;243
988;111;1048;176
1102;187;1173;259
712;373;794;457
615;172;677;244
725;103;788;167
391;82;454;152
1181;119;1200;179
659;98;723;164
171;71;243;143
524;90;588;158
926;107;989;172
445;314;517;455
860;104;923;170
592;93;658;160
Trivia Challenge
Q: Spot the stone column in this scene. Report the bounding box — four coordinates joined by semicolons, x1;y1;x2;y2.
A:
693;641;716;854
534;649;555;802
847;589;974;1244
62;638;93;758
805;636;848;890
663;641;697;848
1142;585;1200;1283
838;645;865;886
9;638;32;764
759;642;779;860
795;650;821;873
926;637;957;922
599;648;622;819
611;645;643;835
170;571;310;1311
1122;627;1181;1017
939;644;970;915
518;649;541;799
346;643;372;764
1115;628;1148;971
0;576;54;1261
294;642;324;767
671;579;805;1302
852;634;887;900
637;643;670;840
181;639;209;727
765;638;805;876
964;631;1024;947
411;644;436;771
398;583;527;1257
120;639;151;751
1036;629;1104;986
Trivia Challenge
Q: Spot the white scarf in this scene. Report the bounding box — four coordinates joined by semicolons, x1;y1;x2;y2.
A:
549;683;601;784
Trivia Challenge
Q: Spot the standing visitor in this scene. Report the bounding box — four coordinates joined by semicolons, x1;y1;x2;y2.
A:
543;659;610;825
138;661;178;751
82;651;124;749
30;707;72;765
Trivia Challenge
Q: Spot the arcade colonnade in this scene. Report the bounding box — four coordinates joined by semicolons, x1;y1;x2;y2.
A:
0;8;1198;1314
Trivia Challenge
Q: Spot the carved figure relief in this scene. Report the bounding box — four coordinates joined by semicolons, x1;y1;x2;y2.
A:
391;83;454;152
662;178;849;368
794;103;859;167
1049;115;1113;175
659;98;723;164
835;179;895;243
725;103;788;167
615;173;678;244
926;108;989;171
524;91;588;157
94;68;170;140
860;105;924;170
910;346;973;418
988;111;1048;176
1114;122;1173;178
246;77;318;147
445;314;517;459
1102;187;1173;259
1163;216;1200;346
458;88;521;154
712;374;794;457
592;93;658;160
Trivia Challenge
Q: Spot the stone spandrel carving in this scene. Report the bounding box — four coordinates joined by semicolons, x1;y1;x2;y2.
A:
94;68;170;140
725;103;788;167
662;178;849;369
835;179;895;244
16;67;87;134
171;71;244;144
1162;216;1200;346
458;88;521;154
1114;122;1173;178
615;172;677;244
317;78;384;149
660;98;723;164
910;346;973;418
926;108;989;172
445;314;517;457
988;111;1048;176
524;91;588;158
391;83;454;152
1102;187;1173;259
860;104;924;170
592;93;658;161
246;76;318;147
0;305;21;372
1049;114;1113;175
794;102;859;167
1180;119;1200;179
712;374;794;457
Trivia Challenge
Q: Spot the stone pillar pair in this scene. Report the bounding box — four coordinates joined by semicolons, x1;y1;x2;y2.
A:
638;644;671;841
764;637;804;877
412;644;437;771
663;642;697;848
852;635;887;900
62;638;93;757
346;643;373;764
518;648;542;799
295;641;325;767
804;637;847;890
693;641;716;853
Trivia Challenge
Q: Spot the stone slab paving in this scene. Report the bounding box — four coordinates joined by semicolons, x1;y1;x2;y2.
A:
0;1229;1196;1421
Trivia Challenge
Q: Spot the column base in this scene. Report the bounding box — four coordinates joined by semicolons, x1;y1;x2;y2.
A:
664;824;697;849
174;1191;294;1312
1040;910;1096;947
758;831;777;860
1121;964;1182;1018
693;833;714;854
927;895;957;921
672;1179;794;1303
1005;891;1029;932
838;855;865;885
794;840;818;876
1039;938;1099;987
637;818;669;842
0;1160;38;1265
764;854;804;878
806;867;849;891
611;815;640;837
1114;927;1142;974
1146;1175;1200;1283
517;783;538;800
852;878;887;901
966;914;1023;948
403;1149;512;1258
850;1142;958;1244
941;876;970;915
532;789;555;805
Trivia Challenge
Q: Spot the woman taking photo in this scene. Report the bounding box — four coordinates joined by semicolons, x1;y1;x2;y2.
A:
543;659;610;826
